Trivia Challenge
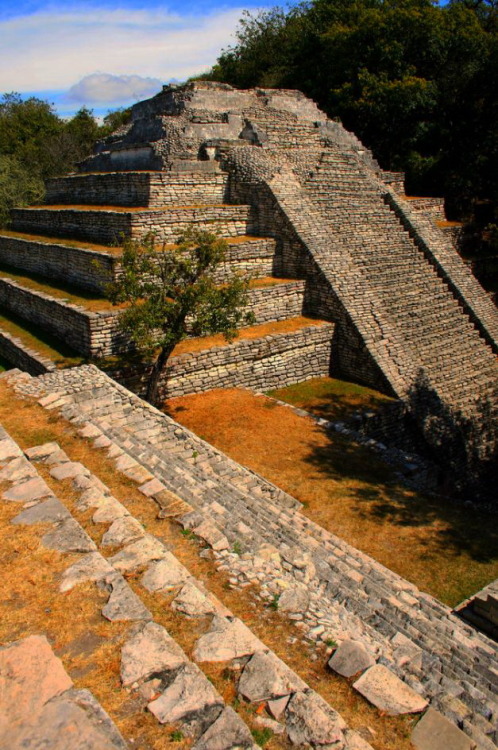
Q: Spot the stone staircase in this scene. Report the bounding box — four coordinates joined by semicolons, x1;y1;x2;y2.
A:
0;412;387;750
0;156;332;394
5;364;497;750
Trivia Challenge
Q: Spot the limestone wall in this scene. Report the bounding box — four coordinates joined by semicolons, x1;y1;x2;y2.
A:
0;329;55;375
0;235;279;293
111;322;334;399
11;205;257;245
0;279;124;358
0;236;116;293
45;171;229;207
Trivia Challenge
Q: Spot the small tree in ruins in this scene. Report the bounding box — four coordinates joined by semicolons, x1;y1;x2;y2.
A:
108;228;255;405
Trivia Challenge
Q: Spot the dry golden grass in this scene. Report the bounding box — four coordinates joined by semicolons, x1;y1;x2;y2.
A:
164;388;498;607
0;265;123;312
0;229;122;254
0;380;415;750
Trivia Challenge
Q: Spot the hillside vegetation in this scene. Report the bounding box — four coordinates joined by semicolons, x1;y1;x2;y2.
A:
203;0;497;225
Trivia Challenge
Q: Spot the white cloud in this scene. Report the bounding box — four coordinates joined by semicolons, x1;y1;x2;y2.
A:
0;5;244;92
66;73;162;104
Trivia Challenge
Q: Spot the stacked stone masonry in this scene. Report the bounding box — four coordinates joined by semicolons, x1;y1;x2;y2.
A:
0;79;496;452
9;364;498;750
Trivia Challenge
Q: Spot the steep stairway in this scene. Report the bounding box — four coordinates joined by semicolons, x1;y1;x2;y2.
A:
5;364;497;750
0;417;383;750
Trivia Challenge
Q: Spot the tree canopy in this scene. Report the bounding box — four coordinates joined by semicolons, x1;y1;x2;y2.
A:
0;94;131;226
205;0;498;219
108;229;255;404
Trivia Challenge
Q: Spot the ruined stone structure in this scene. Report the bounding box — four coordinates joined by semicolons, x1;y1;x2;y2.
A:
0;80;496;472
0;81;497;749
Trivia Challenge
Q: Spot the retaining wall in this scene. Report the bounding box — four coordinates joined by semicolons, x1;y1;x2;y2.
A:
110;322;334;399
0;328;55;375
11;205;257;245
45;171;229;207
0;278;124;358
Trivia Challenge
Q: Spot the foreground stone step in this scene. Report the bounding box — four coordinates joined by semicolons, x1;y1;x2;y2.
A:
11;364;497;750
20;435;376;749
0;634;127;750
45;169;229;207
0;428;259;749
0;231;278;293
11;203;257;245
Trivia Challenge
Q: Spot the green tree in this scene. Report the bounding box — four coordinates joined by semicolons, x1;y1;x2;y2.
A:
0;155;44;226
108;229;254;405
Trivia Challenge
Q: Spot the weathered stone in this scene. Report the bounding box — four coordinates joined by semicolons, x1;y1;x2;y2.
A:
3;476;52;503
60;552;114;592
101;516;145;547
328;641;375;678
278;584;310;613
138;477;166;497
79;423;102;439
120;622;187;686
267;695;290;720
140;553;191;592
193;707;256;750
285;691;346;747
108;536;167;572
44;449;70;465
101;573;152;622
172;581;216;617
238;651;306;702
344;729;375;750
4;697;125;749
24;442;60;461
73;473;107;492
411;709;476;750
50;462;91;481
92;497;129;523
193;616;266;662
12;496;70;525
0;456;37;482
0;635;72;723
391;632;423;670
0;438;22;462
148;663;222;724
254;716;285;735
42;518;97;553
353;665;428;716
193;520;230;551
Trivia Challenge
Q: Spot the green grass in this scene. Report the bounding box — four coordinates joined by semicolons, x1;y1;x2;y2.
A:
0;309;85;368
268;376;394;422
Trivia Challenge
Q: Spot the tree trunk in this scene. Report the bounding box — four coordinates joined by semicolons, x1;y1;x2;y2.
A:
145;345;174;406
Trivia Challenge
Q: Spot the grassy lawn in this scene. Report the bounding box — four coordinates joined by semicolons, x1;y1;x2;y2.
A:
165;387;498;607
268;376;393;422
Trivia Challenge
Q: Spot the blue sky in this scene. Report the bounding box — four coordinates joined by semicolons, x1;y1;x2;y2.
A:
0;0;274;118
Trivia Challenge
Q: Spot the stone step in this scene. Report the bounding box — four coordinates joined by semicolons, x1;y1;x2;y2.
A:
1;424;377;750
108;317;334;400
45;169;230;208
0;634;128;749
0;426;261;749
0;231;278;293
0;272;305;359
10;204;258;246
11;365;496;748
